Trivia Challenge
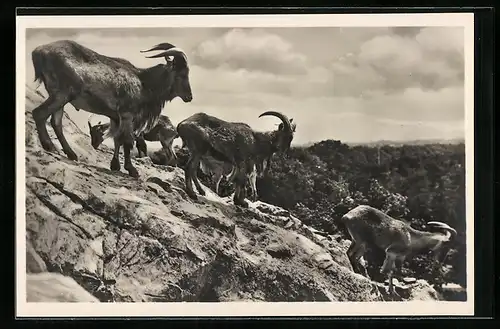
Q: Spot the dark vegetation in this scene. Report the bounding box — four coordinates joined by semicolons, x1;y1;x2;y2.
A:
176;139;467;290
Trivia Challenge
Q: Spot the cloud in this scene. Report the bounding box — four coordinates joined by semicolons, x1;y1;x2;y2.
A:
327;27;464;96
389;27;423;37
191;28;309;75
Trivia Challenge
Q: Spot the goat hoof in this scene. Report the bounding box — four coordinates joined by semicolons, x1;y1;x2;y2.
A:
66;151;78;161
235;200;249;208
127;167;139;178
40;140;57;153
186;191;198;201
110;159;121;171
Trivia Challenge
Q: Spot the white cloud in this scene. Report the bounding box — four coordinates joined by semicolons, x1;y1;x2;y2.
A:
192;28;308;75
416;27;464;55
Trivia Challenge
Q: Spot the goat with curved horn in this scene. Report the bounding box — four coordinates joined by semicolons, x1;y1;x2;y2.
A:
31;39;192;177
339;205;459;298
177;110;296;208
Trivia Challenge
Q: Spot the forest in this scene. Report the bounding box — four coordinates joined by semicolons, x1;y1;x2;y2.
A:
175;139;467;291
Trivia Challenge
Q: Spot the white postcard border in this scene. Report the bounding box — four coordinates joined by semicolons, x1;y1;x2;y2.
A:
16;12;475;317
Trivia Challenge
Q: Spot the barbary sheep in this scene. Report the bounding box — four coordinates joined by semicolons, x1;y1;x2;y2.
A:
88;114;179;166
339;205;458;296
31;40;192;177
177;111;296;208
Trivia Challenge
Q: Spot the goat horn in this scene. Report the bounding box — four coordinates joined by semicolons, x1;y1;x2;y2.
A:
259;111;292;133
140;43;176;53
145;47;188;63
427;221;457;237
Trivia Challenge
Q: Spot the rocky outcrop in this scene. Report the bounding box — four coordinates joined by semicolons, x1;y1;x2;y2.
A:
24;84;440;303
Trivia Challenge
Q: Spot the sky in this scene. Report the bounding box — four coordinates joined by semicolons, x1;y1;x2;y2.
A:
24;26;465;148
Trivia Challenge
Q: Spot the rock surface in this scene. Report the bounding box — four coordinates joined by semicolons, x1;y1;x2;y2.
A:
27;272;100;302
24;84;440;303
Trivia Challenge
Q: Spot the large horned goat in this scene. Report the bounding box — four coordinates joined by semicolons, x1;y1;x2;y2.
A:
339;205;458;296
31;40;192;177
177;111;296;208
88;114;179;166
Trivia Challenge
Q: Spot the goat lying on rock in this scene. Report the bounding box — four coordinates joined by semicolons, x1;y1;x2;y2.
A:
177;111;296;208
339;205;457;296
88;114;179;166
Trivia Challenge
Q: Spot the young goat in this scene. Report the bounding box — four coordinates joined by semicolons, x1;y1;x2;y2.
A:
177;111;296;208
339;205;458;296
197;155;263;201
88;114;179;166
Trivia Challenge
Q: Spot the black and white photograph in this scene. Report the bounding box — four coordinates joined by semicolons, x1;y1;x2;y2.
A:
16;13;475;317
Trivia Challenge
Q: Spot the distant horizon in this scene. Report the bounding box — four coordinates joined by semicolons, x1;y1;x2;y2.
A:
292;136;465;148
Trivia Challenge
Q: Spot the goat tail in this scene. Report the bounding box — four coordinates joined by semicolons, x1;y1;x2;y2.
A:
32;49;46;87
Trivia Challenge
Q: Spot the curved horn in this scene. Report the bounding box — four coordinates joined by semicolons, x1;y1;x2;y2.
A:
140;43;176;53
259;111;292;133
145;47;188;63
427;221;457;238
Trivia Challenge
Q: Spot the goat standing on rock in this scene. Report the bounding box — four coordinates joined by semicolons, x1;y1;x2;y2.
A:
31;40;192;177
177;111;296;208
88;114;179;166
339;205;457;297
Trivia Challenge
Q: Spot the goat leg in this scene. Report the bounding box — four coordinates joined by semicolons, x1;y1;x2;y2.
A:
191;156;206;196
120;113;139;178
347;241;369;276
381;251;401;298
159;135;175;166
248;170;258;202
135;135;148;158
193;175;206;196
232;163;249;208
110;137;121;171
32;94;69;153
233;182;248;208
50;108;78;161
169;141;178;167
185;154;204;199
233;184;248;208
123;143;139;178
